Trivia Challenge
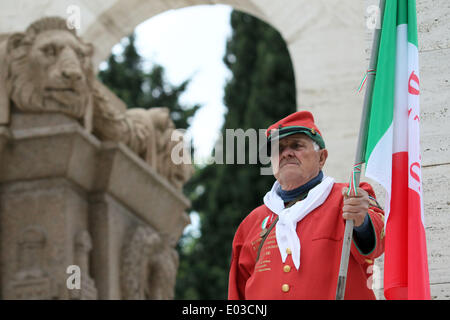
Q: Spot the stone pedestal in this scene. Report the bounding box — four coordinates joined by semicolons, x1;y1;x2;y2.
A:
0;113;190;299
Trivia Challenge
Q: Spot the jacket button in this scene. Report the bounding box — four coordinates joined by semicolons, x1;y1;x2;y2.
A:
281;284;290;292
286;248;292;255
283;265;291;273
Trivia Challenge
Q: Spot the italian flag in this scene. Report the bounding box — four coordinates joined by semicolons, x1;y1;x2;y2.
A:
364;0;431;299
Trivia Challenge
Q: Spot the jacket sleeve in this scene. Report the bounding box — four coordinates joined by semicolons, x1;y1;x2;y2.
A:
350;182;385;265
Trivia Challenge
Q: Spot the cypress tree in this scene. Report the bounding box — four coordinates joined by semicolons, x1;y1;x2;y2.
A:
176;10;296;299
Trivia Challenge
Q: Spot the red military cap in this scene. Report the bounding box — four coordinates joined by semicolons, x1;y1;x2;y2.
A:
266;111;325;149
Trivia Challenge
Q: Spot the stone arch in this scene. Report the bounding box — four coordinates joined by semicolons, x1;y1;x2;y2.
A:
0;0;369;180
77;0;367;181
82;1;269;68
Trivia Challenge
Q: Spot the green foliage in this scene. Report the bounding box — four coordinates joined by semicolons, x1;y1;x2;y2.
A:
175;10;296;299
98;33;199;129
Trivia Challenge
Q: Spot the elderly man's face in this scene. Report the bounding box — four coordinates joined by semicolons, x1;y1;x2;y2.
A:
271;133;328;190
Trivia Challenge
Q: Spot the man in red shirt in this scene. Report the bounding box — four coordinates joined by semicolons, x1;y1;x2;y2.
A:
228;111;385;300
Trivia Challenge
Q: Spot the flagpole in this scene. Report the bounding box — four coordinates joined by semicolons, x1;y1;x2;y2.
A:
335;0;386;300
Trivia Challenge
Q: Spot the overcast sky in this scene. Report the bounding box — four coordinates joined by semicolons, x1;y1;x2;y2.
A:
122;4;234;237
132;4;233;162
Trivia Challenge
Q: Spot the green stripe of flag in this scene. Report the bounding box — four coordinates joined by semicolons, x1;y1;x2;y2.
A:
364;0;398;162
398;0;418;46
397;0;408;26
408;0;418;47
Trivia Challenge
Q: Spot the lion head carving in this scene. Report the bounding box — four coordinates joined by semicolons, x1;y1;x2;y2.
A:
1;17;94;121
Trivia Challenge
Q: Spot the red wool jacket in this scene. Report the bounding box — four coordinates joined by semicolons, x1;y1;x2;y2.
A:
228;182;385;300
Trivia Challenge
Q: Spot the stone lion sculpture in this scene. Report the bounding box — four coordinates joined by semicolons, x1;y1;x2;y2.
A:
0;17;94;128
0;17;192;189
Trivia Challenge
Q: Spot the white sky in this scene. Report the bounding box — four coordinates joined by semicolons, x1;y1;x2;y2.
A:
127;5;233;237
133;4;233;161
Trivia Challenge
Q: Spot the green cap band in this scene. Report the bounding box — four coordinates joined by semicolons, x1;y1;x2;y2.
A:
267;126;326;150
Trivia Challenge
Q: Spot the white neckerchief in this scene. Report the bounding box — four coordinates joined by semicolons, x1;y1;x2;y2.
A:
263;176;335;270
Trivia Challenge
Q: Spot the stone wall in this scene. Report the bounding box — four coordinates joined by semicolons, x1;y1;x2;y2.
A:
407;0;450;299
